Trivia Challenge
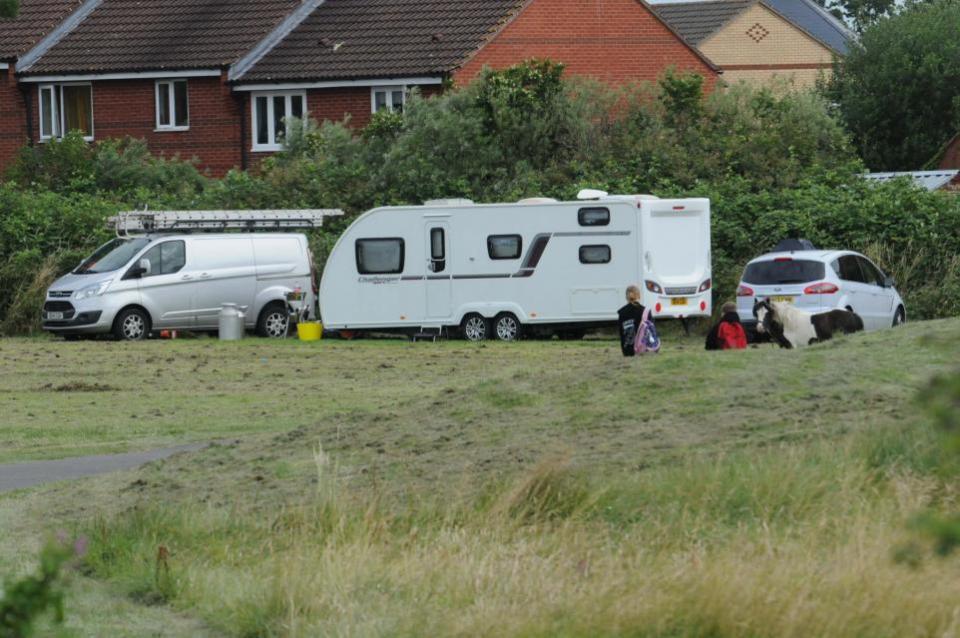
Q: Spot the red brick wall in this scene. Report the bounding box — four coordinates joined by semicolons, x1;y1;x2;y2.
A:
0;68;28;174
941;135;960;170
454;0;718;88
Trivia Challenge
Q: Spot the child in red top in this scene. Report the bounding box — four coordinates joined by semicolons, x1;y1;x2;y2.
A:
705;302;748;350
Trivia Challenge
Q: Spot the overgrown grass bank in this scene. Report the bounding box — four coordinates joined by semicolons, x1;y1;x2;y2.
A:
25;319;950;636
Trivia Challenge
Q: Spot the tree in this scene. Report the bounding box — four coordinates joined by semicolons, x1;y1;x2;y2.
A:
825;0;960;170
815;0;898;31
0;0;18;19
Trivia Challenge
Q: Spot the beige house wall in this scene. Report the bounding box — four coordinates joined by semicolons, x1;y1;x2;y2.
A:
699;3;835;89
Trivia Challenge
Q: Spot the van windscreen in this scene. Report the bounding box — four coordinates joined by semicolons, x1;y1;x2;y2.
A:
742;259;825;285
74;238;151;274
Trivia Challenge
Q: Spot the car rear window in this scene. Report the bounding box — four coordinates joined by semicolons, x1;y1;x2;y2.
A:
742;259;825;285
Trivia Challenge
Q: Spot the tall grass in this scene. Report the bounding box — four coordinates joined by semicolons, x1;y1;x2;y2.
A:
82;420;959;637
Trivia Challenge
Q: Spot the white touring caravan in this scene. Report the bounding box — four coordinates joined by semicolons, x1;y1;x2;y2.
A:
319;192;711;340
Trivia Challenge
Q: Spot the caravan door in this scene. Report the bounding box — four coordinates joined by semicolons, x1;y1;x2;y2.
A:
424;222;452;319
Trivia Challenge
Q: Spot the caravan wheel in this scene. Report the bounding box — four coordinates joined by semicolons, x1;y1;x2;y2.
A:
461;314;489;342
494;313;521;342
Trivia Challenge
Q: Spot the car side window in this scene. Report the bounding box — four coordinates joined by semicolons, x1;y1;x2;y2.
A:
857;257;883;286
139;241;186;277
837;255;865;283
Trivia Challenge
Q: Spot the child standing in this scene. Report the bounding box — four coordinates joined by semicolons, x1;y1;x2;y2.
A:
705;302;748;350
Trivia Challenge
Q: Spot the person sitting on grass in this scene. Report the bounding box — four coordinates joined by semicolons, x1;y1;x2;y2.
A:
705;302;748;351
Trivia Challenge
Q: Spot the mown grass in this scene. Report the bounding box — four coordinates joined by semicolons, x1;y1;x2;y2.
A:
3;319;960;636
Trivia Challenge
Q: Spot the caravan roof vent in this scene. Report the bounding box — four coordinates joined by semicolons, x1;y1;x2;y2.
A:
423;198;474;207
773;238;817;252
577;189;608;200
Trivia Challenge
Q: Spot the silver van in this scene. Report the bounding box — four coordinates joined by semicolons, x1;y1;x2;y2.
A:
42;233;316;340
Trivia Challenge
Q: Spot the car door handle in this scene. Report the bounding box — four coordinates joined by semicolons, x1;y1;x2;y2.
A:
181;274;193;281
199;273;211;279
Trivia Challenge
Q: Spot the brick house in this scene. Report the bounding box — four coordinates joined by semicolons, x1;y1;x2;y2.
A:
654;0;853;88
0;0;717;176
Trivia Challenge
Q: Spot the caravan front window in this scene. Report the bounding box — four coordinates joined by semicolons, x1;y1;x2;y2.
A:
356;238;405;274
487;235;522;260
578;207;610;227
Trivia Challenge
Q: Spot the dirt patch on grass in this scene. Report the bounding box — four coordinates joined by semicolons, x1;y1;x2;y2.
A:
39;382;119;392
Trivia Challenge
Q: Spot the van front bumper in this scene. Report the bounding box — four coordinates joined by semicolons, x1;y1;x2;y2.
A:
42;310;106;333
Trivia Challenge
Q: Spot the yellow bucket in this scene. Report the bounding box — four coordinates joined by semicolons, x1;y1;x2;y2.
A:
297;321;323;342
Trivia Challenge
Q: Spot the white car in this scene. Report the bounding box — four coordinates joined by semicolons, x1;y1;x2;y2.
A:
736;246;906;336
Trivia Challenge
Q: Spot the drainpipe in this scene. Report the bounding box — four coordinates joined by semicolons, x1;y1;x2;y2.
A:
19;81;34;146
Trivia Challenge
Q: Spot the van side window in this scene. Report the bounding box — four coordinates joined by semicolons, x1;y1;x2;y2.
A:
487;235;522;260
578;207;610;227
579;245;611;264
356;238;405;274
140;240;186;277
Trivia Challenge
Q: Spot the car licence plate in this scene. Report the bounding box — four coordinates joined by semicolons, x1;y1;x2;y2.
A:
670;298;688;306
770;296;794;304
47;312;64;320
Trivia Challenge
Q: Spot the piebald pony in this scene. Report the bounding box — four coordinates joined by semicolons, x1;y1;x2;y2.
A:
754;300;864;349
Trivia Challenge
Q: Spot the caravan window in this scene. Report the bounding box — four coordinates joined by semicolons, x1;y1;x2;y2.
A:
579;245;611;264
487;235;522;260
578;207;610;227
356;238;405;274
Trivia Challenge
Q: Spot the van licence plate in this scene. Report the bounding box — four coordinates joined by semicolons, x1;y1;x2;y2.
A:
771;296;794;304
670;298;688;306
47;312;64;320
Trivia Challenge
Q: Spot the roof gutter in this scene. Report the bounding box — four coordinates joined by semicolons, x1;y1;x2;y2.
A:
233;76;444;91
17;0;104;73
19;69;222;83
229;0;326;82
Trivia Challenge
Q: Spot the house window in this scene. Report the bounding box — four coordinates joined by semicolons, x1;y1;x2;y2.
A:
251;91;306;151
579;245;611;264
155;80;189;130
356;238;405;274
39;84;93;140
487;235;522;260
371;86;406;114
578;207;610;227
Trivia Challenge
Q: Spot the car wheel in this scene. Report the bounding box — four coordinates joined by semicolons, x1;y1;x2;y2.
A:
461;313;488;342
494;313;521;342
893;306;906;327
113;308;150;341
257;302;289;338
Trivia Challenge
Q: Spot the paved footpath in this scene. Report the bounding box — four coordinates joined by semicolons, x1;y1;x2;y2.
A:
0;444;206;494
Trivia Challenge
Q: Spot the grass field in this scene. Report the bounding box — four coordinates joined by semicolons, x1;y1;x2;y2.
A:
2;321;960;636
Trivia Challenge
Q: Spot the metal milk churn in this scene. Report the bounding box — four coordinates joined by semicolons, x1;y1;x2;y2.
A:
218;303;245;341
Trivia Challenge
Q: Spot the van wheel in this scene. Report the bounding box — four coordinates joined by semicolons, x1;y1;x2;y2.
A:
494;313;521;342
113;308;150;341
893;306;906;327
257;303;289;338
461;314;489;342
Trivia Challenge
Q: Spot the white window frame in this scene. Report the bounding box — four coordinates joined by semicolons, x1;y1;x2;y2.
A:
38;83;94;142
370;86;407;114
250;91;307;152
155;79;189;131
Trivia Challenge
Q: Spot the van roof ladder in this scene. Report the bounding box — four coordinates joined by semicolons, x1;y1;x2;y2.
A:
109;209;345;237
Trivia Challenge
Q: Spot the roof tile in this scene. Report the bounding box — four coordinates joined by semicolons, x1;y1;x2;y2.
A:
0;0;84;60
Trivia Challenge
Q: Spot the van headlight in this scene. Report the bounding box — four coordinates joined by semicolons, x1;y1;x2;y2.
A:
75;281;111;301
